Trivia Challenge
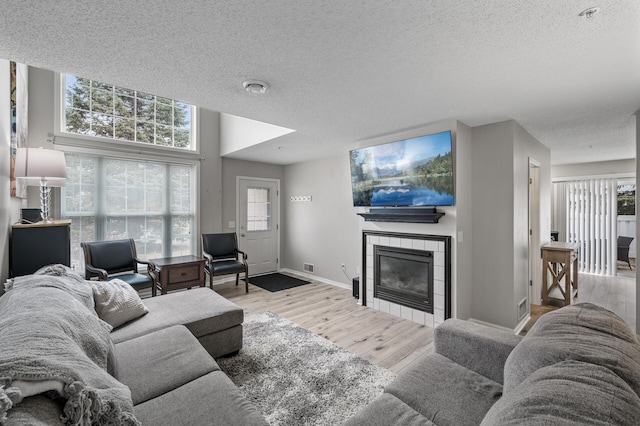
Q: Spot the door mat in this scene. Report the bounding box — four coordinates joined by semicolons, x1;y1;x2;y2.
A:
249;273;310;292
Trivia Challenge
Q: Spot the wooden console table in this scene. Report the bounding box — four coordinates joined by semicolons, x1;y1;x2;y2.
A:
150;255;206;295
541;242;579;307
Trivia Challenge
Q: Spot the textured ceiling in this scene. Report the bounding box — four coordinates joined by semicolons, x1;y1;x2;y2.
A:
0;1;638;165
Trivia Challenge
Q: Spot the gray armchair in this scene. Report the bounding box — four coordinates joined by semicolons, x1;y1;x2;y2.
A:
202;233;249;293
81;238;157;296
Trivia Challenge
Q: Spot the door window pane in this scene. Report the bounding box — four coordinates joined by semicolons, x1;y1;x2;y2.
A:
247;187;271;232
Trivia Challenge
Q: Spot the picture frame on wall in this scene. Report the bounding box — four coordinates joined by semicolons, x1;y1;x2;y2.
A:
10;60;28;198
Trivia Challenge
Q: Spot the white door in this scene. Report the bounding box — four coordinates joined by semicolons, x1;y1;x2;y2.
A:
237;178;279;276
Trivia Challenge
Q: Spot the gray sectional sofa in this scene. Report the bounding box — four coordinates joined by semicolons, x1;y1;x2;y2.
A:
4;266;639;426
0;269;267;425
346;302;640;426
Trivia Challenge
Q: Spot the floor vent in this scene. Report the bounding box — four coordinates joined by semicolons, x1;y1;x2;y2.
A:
303;262;314;274
517;298;528;320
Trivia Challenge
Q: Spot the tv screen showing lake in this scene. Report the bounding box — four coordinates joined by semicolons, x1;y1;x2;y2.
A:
349;130;454;206
370;178;454;206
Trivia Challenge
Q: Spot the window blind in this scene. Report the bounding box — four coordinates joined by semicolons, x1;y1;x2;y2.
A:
562;179;617;276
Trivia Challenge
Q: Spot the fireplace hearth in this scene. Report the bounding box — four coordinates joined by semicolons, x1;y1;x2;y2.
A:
374;245;433;313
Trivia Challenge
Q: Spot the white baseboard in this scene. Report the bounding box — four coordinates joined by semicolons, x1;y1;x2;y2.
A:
514;314;531;335
468;317;522;334
278;268;351;290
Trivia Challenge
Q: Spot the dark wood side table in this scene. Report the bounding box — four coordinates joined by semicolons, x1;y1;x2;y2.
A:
541;242;579;307
149;255;206;295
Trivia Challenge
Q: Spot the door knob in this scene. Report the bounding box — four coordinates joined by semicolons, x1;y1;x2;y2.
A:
241;233;246;237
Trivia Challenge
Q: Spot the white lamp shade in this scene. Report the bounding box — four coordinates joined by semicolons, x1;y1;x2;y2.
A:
15;147;67;186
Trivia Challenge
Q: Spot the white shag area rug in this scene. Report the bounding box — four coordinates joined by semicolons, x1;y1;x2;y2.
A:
216;311;397;426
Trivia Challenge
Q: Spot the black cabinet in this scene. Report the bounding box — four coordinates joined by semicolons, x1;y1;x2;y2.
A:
10;220;71;277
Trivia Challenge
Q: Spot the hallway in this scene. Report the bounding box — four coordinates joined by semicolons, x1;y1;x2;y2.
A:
524;272;636;334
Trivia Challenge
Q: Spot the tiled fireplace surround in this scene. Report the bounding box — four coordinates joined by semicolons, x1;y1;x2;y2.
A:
361;230;451;329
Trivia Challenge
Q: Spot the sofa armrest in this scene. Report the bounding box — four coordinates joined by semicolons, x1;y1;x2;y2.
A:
434;319;522;384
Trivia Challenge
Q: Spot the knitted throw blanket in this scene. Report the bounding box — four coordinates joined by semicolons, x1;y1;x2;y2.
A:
0;274;140;425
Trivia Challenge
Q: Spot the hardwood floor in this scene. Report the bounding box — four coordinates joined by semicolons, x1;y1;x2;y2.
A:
521;271;636;335
141;269;636;373
213;276;434;375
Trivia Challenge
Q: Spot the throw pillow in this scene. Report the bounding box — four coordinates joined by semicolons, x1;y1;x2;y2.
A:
92;279;149;328
481;360;640;426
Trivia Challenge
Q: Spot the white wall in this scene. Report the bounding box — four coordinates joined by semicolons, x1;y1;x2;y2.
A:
471;121;516;327
282;155;359;285
552;159;635;179
0;59;24;282
199;110;223;234
471;120;550;330
454;122;473;320
514;122;551;314
220;113;294;156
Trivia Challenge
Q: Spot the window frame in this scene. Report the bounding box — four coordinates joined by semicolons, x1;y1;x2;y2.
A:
54;73;200;155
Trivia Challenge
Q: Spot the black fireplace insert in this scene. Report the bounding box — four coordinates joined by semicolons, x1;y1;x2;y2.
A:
374;245;433;313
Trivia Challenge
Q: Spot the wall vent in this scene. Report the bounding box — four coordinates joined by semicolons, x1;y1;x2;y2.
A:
303;262;314;274
517;298;528;321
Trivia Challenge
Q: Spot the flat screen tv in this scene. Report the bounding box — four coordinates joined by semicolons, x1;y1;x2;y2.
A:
349;130;454;207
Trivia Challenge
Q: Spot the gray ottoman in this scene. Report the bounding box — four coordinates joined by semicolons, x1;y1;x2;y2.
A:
111;287;244;358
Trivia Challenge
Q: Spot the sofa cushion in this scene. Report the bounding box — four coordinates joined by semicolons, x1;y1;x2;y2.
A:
110;287;243;344
3;395;65;425
481;360;640;425
504;303;640;397
134;370;268;426
114;325;219;405
385;353;502;426
434;318;522;384
91;278;149;328
343;393;436;426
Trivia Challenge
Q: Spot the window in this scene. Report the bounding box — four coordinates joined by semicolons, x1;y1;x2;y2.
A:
63;75;194;149
62;154;196;270
617;184;636;215
247;187;271;231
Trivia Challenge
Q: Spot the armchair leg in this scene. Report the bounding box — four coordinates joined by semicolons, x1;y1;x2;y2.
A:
235;273;239;286
245;270;249;293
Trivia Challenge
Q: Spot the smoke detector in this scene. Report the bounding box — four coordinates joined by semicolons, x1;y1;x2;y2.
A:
243;80;269;94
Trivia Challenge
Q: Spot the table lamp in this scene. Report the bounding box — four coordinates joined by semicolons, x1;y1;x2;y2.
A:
14;147;67;223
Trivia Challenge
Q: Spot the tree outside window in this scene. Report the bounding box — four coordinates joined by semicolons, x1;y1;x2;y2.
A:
617;184;636;216
64;75;192;149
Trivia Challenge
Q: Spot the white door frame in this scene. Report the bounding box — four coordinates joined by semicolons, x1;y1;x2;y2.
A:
529;158;542;307
235;176;281;275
